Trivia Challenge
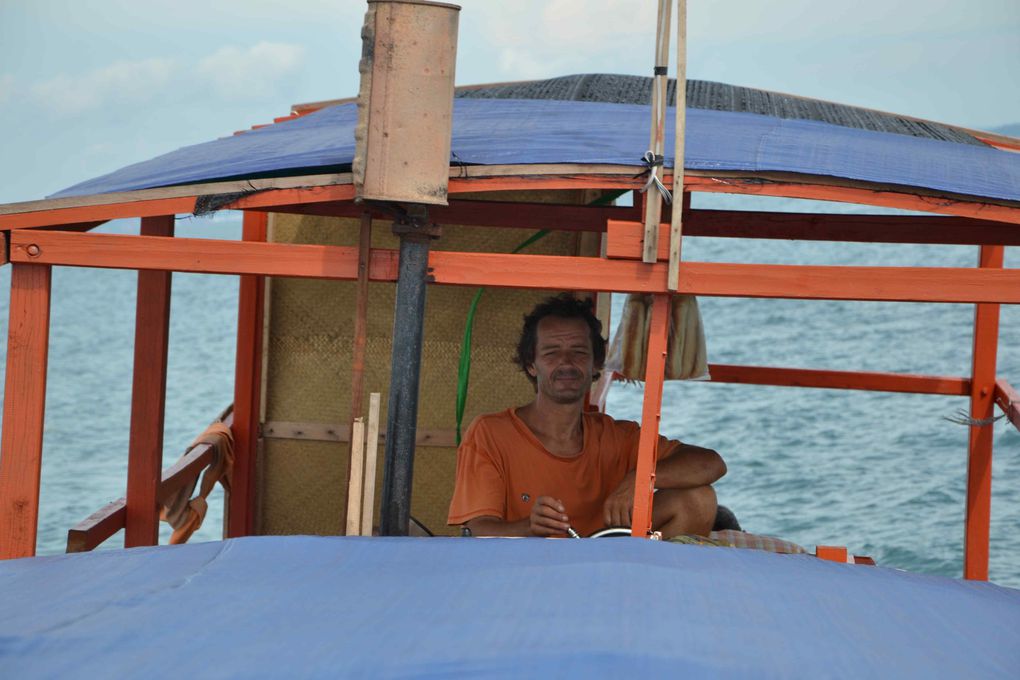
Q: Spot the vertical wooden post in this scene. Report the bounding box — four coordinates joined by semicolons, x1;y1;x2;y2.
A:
125;215;174;548
631;293;670;537
642;0;673;263
963;244;1003;580
343;212;372;530
0;262;52;559
667;0;688;291
229;211;268;537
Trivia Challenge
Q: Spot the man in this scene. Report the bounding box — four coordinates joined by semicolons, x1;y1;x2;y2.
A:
448;293;726;538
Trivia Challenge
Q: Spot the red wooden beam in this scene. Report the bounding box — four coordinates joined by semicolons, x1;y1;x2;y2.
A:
682;176;1020;225
631;294;670;538
0;263;52;559
964;245;1003;581
607;214;1020;259
703;364;970;395
257;199;641;232
994;378;1020;432
125;216;174;548
9;230;1020;303
229;212;268;538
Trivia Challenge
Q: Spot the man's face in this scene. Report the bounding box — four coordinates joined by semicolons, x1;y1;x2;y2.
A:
527;316;594;405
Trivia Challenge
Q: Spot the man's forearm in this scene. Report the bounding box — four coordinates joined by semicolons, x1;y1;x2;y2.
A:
464;516;533;537
644;444;726;489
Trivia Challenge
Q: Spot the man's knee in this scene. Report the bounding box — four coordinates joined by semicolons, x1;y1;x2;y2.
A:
652;485;717;536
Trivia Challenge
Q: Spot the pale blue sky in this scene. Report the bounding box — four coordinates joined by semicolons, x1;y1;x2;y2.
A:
1;0;1017;204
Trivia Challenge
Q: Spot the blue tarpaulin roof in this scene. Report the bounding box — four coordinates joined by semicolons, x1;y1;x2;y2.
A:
2;536;1019;677
52;98;1020;205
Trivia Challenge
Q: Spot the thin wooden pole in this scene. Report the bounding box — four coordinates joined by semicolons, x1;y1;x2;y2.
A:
642;0;673;263
963;244;1003;580
346;418;366;536
229;210;268;537
0;263;52;559
667;0;688;291
342;212;372;530
125;215;174;547
361;392;381;536
631;294;670;537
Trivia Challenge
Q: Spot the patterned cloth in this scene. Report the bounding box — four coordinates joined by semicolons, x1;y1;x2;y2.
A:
668;530;807;555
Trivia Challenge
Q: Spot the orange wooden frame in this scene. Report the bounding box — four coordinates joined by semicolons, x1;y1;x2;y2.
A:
0;264;52;559
963;245;1004;580
125;216;174;547
229;212;268;537
631;294;670;537
8;230;1020;304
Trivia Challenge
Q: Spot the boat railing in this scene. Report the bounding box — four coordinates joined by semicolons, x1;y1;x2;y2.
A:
66;406;234;553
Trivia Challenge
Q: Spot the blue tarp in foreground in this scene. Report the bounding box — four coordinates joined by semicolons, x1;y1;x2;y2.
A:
1;536;1018;677
52;98;1020;204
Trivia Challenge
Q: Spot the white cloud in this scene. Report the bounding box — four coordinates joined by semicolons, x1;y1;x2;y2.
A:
30;58;176;116
196;42;305;99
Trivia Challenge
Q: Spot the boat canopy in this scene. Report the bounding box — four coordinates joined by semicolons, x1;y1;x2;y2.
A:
2;536;1018;676
49;76;1020;206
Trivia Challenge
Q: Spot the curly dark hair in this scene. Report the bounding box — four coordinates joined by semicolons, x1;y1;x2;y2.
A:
513;293;606;386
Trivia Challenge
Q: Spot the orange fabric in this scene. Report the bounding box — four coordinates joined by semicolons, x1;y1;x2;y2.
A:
448;408;677;536
160;423;234;545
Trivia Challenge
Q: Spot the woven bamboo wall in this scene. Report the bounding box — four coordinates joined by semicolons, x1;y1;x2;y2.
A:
257;190;603;536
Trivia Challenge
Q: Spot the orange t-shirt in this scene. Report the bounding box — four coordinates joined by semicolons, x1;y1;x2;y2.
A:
448;408;678;536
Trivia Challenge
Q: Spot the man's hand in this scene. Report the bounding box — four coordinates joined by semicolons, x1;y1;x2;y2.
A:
529;496;570;536
603;472;636;528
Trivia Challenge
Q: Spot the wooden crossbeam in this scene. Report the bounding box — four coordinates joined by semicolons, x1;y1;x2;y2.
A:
703;364;970;395
9;230;1020;303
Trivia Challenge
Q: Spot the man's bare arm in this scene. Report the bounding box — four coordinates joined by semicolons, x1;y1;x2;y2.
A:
465;496;571;537
603;444;726;527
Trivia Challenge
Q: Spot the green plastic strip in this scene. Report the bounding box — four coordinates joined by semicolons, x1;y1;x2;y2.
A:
455;190;629;444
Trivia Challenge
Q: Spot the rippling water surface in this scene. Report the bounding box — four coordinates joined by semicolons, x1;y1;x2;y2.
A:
1;195;1017;587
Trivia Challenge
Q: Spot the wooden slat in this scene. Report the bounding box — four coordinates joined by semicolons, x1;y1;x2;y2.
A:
994;378;1020;432
631;294;670;537
361;393;382;537
703;364;970;395
0;264;52;559
125;216;174;548
642;0;672;262
668;0;688;290
66;500;127;553
229;211;268;538
262;421;457;448
345;419;366;536
964;245;1003;581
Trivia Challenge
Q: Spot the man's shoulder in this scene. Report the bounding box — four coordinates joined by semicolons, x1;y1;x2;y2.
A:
584;411;640;436
467;408;516;431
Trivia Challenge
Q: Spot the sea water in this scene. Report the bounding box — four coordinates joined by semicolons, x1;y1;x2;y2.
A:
0;194;1016;587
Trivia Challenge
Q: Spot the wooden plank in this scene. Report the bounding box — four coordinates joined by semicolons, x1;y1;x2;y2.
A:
668;0;688;289
994;378;1020;432
704;364;970;395
10;229;1020;303
125;216;174;548
66;500;127;553
0;264;52;559
964;245;1003;581
229;211;268;538
262;421;457;448
345;419;366;536
631;294;670;537
642;0;672;262
361;393;382;537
